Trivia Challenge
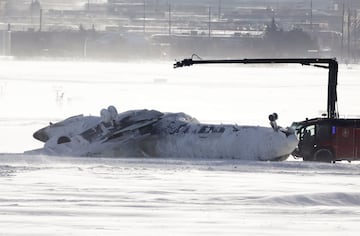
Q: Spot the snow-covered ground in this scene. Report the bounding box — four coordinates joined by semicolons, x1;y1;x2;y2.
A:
0;59;360;235
1;155;360;235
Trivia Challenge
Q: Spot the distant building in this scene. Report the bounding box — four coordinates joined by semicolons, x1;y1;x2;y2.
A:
333;0;360;9
4;0;31;12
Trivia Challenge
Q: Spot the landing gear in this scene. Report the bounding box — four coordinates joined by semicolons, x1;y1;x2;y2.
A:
269;113;279;131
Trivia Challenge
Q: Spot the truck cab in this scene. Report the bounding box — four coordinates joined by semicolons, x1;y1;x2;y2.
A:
292;118;360;162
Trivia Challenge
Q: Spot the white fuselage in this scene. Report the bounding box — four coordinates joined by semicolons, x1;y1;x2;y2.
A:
27;107;298;161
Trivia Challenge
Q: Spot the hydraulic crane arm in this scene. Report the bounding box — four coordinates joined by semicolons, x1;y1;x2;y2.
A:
174;57;339;119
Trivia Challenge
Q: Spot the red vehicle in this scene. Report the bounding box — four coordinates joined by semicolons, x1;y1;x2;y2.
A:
175;57;360;162
291;118;360;162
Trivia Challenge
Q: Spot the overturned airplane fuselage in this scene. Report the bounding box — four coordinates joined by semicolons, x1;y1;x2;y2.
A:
27;106;298;161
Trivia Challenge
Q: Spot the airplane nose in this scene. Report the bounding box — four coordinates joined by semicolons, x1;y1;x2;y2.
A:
33;127;49;142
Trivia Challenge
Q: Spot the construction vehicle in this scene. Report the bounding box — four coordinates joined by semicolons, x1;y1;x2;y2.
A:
174;57;360;162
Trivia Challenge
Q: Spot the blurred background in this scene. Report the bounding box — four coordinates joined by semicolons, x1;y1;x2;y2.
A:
0;0;359;62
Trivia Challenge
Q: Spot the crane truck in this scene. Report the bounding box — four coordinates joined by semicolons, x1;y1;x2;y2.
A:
174;57;360;162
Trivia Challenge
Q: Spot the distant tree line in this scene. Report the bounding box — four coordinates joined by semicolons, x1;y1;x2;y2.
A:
262;18;318;57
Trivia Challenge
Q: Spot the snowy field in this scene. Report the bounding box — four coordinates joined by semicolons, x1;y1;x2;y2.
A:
0;59;360;235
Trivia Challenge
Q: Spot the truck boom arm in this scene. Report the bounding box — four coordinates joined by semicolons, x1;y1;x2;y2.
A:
174;57;339;119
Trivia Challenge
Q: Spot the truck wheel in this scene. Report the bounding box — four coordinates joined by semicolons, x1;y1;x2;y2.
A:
313;149;333;162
